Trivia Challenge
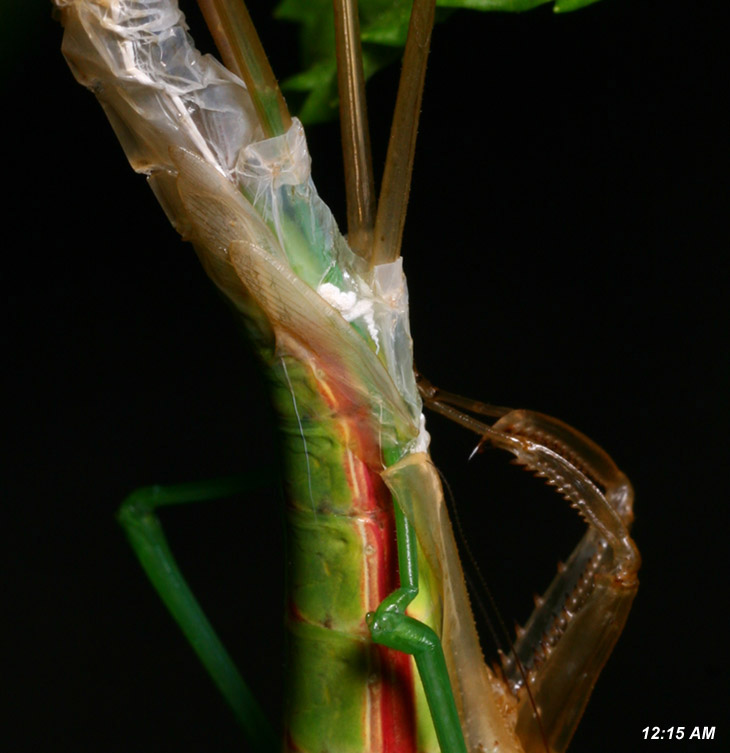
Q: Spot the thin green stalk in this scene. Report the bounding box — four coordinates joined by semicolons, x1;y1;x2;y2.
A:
333;0;376;261
371;0;437;267
198;0;291;137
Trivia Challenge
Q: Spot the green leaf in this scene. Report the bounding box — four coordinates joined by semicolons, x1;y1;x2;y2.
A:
554;0;604;12
276;0;607;124
435;0;553;10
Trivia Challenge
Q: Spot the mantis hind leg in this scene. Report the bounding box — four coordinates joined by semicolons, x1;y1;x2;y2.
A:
117;472;278;753
367;502;468;753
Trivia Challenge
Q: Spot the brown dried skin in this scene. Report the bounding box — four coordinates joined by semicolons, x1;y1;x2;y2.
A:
59;4;261;177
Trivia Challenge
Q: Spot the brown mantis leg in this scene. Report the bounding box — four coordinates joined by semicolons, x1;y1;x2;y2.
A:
418;374;640;753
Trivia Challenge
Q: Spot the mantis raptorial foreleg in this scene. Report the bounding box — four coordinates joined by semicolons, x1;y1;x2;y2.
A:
418;374;640;753
117;473;278;753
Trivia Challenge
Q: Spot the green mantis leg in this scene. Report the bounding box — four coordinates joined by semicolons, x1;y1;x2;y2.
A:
367;503;468;753
117;473;278;753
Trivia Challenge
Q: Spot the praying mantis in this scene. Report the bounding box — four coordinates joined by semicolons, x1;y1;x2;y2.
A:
53;1;639;752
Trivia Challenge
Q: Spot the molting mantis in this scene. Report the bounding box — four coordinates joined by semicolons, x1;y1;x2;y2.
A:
53;1;639;752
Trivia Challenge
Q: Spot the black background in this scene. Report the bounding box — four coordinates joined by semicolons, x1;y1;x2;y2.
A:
5;1;727;751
